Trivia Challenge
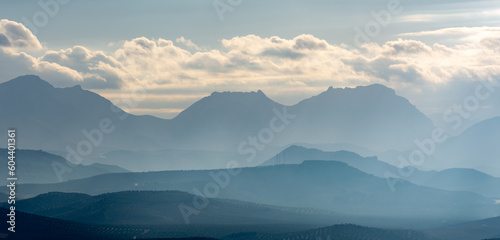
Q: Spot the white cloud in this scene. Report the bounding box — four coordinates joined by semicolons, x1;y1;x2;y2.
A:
0;19;42;50
400;27;500;44
1;20;500;119
176;37;201;50
0;19;129;88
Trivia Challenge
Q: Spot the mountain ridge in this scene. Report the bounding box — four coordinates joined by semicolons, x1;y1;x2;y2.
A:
1;75;436;170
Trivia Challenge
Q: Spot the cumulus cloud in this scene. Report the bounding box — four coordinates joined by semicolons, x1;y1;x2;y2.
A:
176;37;201;50
1;20;500;119
2;22;499;92
0;19;42;50
40;46;132;89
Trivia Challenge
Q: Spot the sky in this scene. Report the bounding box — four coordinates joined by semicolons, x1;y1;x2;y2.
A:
0;0;500;131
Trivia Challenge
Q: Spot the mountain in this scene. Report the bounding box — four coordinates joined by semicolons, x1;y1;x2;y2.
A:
260;145;393;178
432;116;500;177
169;90;285;151
0;76;436;171
0;75;171;153
408;168;500;198
9;191;341;225
287;84;435;151
4;161;498;227
0;148;128;184
261;146;500;198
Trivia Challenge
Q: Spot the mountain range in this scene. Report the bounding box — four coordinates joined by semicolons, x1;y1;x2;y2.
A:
261;145;500;198
1;74;500;239
4;160;498;227
0;75;437;171
4;75;499;175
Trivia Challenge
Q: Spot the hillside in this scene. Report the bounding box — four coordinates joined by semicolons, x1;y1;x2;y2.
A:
3;161;498;227
10;191;341;225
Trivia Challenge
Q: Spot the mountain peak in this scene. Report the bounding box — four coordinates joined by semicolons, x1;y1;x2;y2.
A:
70;84;83;90
210;89;267;97
204;90;274;105
323;84;395;96
1;75;54;90
359;83;396;95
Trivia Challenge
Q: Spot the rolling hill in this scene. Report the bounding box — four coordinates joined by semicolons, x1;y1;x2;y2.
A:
426;216;500;240
261;145;500;198
9;191;341;225
3;161;498;228
223;224;431;240
0;206;439;240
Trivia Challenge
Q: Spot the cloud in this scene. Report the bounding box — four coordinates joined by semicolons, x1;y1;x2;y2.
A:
2;22;499;92
1;20;500;119
40;46;131;89
481;37;500;51
399;27;500;45
0;19;42;50
176;37;201;50
260;48;306;59
400;27;500;36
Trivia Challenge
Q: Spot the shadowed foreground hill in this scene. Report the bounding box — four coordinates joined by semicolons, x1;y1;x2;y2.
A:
223;224;431;240
0;207;436;240
0;207;149;240
426;216;500;240
9;191;342;225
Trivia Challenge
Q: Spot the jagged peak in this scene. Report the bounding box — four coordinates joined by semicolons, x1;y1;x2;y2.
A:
324;84;395;95
210;89;267;96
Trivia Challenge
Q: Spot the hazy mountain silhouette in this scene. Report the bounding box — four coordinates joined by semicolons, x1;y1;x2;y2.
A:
260;145;392;178
0;148;127;184
5;161;498;227
433;116;500;176
0;75;436;171
0;75;170;153
261;145;500;198
170;90;284;151
408;168;500;198
287;85;435;151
